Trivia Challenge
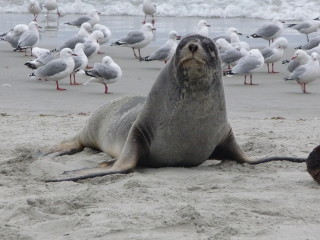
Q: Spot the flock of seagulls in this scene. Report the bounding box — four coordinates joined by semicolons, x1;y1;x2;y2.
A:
217;16;320;93
1;0;320;94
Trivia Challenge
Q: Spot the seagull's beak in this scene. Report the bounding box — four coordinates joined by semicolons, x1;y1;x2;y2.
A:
72;53;78;56
206;24;211;27
237;32;243;35
37;25;42;29
176;36;182;40
291;56;296;60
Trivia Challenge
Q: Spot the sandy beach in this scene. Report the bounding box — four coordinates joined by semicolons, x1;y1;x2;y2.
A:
1;14;320;240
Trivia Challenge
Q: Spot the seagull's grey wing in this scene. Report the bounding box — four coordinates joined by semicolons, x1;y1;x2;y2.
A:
302;37;320;50
120;31;145;44
148;47;171;60
293;22;312;31
256;24;280;38
72;56;83;70
59;36;85;50
18;31;38;47
232;56;261;74
69;16;91;26
38;52;54;64
83;42;97;57
91;63;119;79
287;58;300;72
35;59;67;77
1;32;19;48
260;47;273;59
289;65;307;80
221;49;243;63
0;29;11;38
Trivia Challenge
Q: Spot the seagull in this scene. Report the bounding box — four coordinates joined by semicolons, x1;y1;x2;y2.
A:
28;48;76;90
52;22;92;51
197;20;211;37
0;24;28;49
43;0;61;17
70;43;88;85
144;30;181;63
142;0;157;24
92;24;112;53
220;46;247;70
14;21;41;56
212;27;241;43
84;56;122;94
260;37;288;73
282;49;311;73
27;0;42;21
248;17;285;45
24;47;54;69
83;30;104;64
229;28;250;54
296;36;320;50
111;23;156;60
65;10;100;27
284;52;320;93
223;49;264;85
287;20;320;42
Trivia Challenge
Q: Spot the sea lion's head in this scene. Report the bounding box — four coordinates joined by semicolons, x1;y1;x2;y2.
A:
172;34;222;89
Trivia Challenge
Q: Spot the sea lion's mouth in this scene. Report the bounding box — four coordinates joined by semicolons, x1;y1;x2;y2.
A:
178;58;208;81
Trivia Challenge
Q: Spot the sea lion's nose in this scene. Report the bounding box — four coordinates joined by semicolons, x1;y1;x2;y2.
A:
188;43;198;53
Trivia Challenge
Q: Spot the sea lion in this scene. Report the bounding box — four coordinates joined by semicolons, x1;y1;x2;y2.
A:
306;145;320;184
46;34;307;182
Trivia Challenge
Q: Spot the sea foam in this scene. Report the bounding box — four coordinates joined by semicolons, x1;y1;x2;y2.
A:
0;0;319;20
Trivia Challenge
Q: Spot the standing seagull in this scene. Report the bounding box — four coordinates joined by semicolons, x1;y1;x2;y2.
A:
52;22;92;51
248;17;285;45
83;30;104;66
93;23;112;53
14;21;41;56
65;10;100;27
0;24;28;49
24;47;54;69
70;43;88;85
197;20;211;37
260;37;288;73
28;48;76;91
111;23;156;60
43;0;61;17
284;52;320;94
284;49;311;73
144;30;181;63
142;0;157;25
287;20;320;42
84;56;122;94
27;0;42;21
296;36;320;50
223;49;264;85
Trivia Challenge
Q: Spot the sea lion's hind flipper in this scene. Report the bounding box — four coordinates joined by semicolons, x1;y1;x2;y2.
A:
44;158;131;182
62;159;117;174
44;169;131;182
210;130;249;163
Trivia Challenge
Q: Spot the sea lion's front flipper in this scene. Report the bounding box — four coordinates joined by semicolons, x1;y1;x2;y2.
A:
210;130;249;163
43;135;84;157
45;126;149;182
